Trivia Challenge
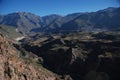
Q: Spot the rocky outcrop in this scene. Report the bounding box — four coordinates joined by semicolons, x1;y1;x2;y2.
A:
0;33;57;80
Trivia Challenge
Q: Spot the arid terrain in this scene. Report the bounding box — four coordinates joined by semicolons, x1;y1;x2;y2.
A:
0;7;120;80
1;30;120;80
20;31;120;80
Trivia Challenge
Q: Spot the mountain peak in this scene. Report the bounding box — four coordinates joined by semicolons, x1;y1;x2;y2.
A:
0;12;43;33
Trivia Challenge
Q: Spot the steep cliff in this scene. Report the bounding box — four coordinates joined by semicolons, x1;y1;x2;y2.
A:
0;33;57;80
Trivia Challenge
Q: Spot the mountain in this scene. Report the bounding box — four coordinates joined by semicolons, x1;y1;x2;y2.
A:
45;13;82;28
0;12;43;33
0;13;63;33
31;13;82;32
31;14;63;32
42;14;62;27
31;7;120;32
0;15;4;22
61;7;120;31
0;7;120;33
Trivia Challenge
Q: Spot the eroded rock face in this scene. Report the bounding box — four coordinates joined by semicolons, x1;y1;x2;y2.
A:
0;33;57;80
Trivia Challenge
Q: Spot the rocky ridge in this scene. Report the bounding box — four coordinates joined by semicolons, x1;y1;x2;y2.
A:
0;33;58;80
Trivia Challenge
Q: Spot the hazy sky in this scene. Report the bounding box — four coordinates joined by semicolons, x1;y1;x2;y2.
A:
0;0;120;16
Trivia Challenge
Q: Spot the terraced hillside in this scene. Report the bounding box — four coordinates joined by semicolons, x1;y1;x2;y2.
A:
22;31;120;80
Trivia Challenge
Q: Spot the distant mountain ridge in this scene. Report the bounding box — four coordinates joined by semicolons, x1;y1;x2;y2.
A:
0;11;84;33
32;13;82;32
60;7;120;31
0;7;120;33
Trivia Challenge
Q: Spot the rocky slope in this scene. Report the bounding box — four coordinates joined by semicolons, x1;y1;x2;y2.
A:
0;33;59;80
0;12;43;33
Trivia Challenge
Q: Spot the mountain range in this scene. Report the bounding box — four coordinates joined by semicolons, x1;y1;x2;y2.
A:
0;7;120;80
0;7;120;34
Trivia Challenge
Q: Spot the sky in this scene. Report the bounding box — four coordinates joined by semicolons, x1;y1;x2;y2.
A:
0;0;120;16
